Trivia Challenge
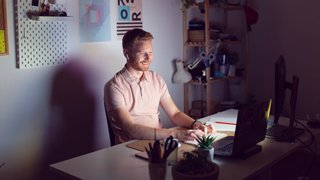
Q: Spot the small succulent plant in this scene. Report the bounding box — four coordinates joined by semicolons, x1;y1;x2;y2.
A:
195;135;216;149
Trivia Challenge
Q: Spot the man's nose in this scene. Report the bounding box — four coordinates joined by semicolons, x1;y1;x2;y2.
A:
144;53;152;59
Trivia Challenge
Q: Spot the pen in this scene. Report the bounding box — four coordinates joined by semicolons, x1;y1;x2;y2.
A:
215;121;237;125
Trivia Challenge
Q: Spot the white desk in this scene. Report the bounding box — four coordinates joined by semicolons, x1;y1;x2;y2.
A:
50;110;320;180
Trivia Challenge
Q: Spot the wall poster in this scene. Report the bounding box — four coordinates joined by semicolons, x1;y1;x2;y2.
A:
117;0;142;40
0;0;8;55
79;0;111;42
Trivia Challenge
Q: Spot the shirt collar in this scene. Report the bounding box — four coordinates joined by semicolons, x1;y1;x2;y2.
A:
121;64;148;83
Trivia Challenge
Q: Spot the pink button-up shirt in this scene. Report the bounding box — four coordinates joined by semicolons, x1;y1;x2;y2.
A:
104;65;171;143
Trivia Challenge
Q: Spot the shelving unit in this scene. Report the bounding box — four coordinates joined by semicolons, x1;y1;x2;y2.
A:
182;0;249;118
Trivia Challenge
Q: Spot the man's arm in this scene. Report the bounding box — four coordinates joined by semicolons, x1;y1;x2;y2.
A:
110;107;204;141
160;96;195;128
160;96;216;134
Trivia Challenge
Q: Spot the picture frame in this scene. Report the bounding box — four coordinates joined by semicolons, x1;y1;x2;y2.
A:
0;0;8;55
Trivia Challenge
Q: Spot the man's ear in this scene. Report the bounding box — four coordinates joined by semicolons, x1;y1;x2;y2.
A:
123;50;129;60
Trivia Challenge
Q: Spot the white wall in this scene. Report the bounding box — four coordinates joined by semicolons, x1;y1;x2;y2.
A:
249;0;320;120
2;0;318;178
0;0;183;178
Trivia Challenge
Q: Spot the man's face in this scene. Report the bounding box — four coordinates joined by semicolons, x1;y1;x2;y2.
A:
126;40;153;72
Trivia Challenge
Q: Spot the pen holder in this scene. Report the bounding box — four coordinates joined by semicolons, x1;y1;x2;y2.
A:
148;161;167;180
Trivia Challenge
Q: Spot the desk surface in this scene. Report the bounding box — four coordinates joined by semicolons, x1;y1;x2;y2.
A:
50;110;320;180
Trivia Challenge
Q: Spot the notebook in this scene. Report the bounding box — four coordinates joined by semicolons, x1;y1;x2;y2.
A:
212;100;271;158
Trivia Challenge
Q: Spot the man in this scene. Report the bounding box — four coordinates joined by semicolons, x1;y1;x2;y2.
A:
104;28;215;145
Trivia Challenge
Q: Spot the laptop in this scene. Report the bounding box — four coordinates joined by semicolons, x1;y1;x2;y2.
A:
212;100;271;158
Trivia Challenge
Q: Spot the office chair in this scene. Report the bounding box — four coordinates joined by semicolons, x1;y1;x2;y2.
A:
104;102;116;146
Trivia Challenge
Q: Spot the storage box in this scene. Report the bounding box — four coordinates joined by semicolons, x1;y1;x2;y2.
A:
210;30;220;40
188;30;204;42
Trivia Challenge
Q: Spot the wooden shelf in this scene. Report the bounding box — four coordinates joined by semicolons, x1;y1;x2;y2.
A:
185;39;241;47
183;0;249;117
187;76;242;85
209;4;243;10
184;3;243;10
28;15;73;21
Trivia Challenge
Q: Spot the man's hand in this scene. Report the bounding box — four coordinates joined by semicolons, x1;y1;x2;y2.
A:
171;129;205;142
193;122;217;134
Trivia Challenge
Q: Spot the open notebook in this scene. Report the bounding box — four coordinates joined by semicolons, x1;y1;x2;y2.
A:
184;109;239;146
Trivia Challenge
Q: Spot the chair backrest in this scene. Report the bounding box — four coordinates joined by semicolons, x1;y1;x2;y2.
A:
104;102;116;146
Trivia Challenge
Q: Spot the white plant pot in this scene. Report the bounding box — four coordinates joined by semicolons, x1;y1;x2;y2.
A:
207;147;214;162
199;147;214;162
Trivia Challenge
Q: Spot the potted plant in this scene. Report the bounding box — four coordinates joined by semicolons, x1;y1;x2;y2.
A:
171;148;219;180
195;135;216;161
171;135;218;180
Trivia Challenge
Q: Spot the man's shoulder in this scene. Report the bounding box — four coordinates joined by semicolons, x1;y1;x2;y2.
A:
107;72;124;86
105;69;126;88
146;70;164;80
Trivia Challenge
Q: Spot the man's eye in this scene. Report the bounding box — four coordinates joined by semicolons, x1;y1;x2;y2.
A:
136;52;152;57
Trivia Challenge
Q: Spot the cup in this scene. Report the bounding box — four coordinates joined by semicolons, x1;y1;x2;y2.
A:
219;65;225;74
228;65;236;77
148;161;167;180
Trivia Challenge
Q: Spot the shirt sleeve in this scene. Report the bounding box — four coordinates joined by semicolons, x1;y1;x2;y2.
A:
104;82;126;111
158;74;171;101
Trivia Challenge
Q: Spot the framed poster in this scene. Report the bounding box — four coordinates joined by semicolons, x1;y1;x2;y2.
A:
117;0;143;40
79;0;111;43
0;0;8;55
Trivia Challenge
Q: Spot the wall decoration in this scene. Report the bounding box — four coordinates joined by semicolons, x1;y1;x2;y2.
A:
117;0;143;40
14;0;69;68
0;0;8;55
31;0;39;6
79;0;111;43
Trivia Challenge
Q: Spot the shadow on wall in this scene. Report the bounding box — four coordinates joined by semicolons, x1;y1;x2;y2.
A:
39;60;96;179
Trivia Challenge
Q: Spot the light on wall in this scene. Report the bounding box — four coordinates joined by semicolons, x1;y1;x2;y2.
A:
173;59;192;83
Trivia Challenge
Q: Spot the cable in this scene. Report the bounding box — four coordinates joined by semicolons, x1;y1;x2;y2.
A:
278;110;319;179
284;110;319;179
297;136;318;179
296;120;315;147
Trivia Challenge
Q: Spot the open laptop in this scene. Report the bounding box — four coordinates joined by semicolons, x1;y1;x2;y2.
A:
212;100;271;158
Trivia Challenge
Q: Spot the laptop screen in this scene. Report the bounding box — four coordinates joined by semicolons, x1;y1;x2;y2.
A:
233;100;271;156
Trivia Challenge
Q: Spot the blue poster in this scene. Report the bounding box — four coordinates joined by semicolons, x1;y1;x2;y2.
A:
79;0;111;42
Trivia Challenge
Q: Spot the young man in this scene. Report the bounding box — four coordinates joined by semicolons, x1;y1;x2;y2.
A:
104;29;215;145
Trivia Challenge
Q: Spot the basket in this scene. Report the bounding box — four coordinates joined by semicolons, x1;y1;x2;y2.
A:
188;30;204;42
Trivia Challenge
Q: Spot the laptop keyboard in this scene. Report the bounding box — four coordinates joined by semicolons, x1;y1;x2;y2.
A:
217;142;234;153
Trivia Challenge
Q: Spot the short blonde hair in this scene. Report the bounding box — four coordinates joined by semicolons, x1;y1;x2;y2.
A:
122;29;154;50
